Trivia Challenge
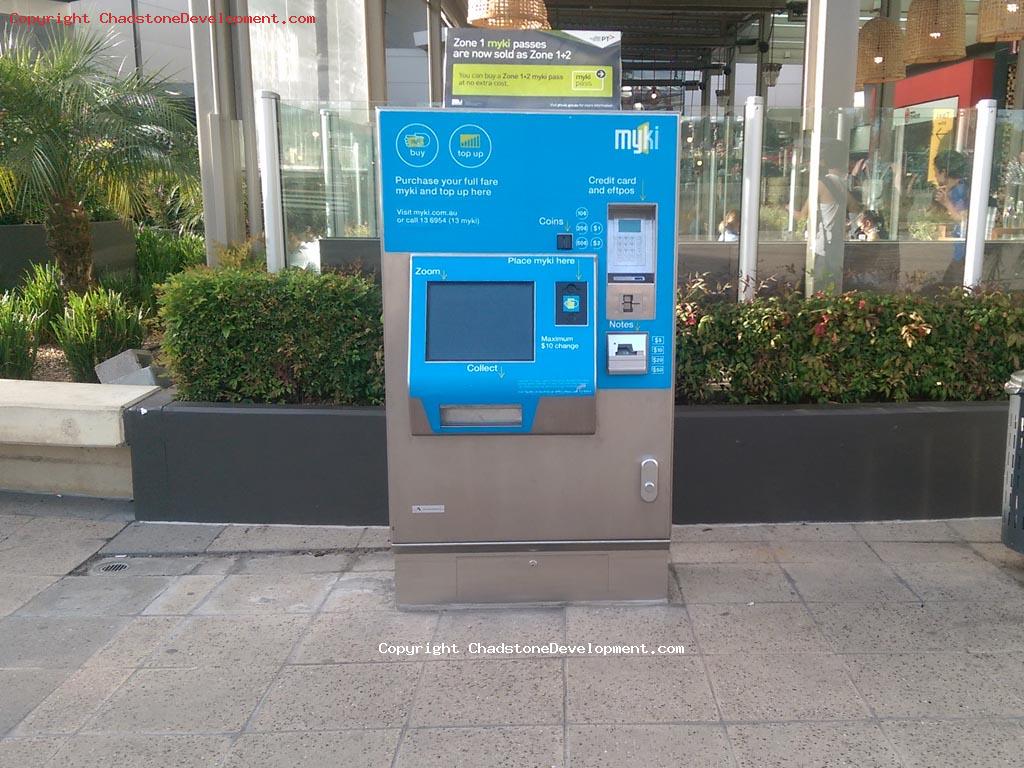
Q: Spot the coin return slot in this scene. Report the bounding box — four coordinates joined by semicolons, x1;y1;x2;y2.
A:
440;405;524;427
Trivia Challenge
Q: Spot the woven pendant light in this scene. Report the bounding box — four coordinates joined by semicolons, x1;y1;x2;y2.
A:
905;0;966;65
978;0;1024;42
467;0;550;29
856;15;906;89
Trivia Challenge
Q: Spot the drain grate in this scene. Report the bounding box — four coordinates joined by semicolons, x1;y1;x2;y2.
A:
100;561;129;573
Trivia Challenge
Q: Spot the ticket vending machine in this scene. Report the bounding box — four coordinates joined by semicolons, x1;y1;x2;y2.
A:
377;110;679;606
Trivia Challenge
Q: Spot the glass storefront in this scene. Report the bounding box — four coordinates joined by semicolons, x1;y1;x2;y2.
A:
276;100;378;268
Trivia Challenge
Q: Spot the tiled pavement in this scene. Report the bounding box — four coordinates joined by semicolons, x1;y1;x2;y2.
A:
1;495;1024;766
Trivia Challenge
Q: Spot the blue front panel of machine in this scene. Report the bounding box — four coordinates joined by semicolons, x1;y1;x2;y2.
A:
409;254;595;434
378;109;680;395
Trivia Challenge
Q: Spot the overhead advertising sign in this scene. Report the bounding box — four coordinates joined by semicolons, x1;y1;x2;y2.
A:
444;29;621;110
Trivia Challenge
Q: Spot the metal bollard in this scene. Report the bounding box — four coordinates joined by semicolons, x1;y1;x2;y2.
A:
1002;370;1024;554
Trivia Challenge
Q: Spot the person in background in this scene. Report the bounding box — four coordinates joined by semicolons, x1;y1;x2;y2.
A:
853;209;887;241
933;150;970;244
718;209;740;242
846;188;865;239
796;139;849;288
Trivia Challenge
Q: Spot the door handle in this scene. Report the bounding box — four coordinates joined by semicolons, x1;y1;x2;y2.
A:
640;457;658;502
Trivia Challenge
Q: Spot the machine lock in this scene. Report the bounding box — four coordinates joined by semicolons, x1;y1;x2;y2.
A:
640;457;659;502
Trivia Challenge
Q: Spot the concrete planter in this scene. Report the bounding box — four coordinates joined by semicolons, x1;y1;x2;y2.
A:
0;221;136;288
318;237;382;274
125;392;387;525
126;395;1007;525
0;379;162;499
674;401;1008;524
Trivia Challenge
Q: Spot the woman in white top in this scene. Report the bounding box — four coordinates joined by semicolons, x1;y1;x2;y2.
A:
814;171;847;257
717;209;740;242
796;139;850;290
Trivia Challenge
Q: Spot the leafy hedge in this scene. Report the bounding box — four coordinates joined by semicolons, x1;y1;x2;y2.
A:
160;268;384;404
160;268;1023;406
677;284;1024;404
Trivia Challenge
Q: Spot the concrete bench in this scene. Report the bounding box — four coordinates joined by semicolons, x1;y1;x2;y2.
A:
0;380;160;499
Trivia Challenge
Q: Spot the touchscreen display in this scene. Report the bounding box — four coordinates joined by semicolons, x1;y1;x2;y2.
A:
426;281;534;362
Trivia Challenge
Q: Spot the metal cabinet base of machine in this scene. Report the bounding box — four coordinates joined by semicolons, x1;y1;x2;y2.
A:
393;546;668;607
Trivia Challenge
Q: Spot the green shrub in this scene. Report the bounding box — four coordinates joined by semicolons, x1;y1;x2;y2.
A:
53;289;146;382
160;268;384;404
135;228;205;314
18;262;64;343
677;284;1024;404
215;238;265;271
0;293;40;379
98;269;143;308
158;267;1022;406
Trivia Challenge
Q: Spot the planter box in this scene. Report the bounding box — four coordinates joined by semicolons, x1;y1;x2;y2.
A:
0;221;136;289
126;395;1007;525
674;401;1007;524
318;237;382;275
125;393;387;525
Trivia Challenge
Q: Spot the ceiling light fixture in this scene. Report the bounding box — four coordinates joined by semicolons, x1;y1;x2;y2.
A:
905;0;965;65
978;0;1024;42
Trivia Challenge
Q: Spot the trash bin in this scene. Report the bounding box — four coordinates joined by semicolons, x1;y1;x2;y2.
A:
1002;370;1024;554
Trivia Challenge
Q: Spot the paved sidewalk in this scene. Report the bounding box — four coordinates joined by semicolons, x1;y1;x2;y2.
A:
1;498;1023;766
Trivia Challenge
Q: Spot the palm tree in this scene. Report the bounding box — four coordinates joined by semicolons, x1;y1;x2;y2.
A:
0;29;197;292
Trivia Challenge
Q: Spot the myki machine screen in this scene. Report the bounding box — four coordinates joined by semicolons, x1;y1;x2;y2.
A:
378;110;678;434
425;282;535;363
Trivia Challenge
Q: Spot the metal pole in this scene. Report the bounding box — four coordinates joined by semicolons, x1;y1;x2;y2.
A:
707;121;718;240
726;52;736;110
129;0;143;77
964;99;998;289
722;103;734;220
427;0;445;103
755;13;768;99
257;91;286;273
353;140;363;228
787;146;797;233
876;0;897;110
955;108;968;152
364;0;388;106
320;109;334;238
739;95;765;301
1016;44;1024;108
890;122;905;240
231;0;262;239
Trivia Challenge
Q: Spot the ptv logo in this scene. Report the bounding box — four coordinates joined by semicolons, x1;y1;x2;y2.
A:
614;122;659;154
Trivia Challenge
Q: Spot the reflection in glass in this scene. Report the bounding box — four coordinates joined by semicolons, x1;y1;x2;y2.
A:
677;111;744;297
276;101;378;269
756;105;985;295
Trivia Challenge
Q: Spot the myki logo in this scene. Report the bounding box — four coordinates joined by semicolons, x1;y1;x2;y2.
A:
614;122;659;155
